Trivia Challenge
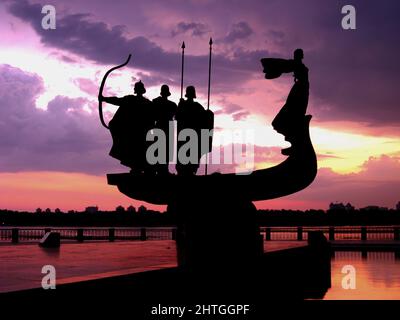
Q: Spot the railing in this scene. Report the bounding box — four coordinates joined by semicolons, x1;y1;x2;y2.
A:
260;226;400;241
0;227;176;243
333;250;398;261
0;226;399;244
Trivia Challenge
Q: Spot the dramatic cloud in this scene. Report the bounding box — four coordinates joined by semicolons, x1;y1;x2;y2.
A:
214;100;250;121
7;0;400;126
292;0;400;127
73;78;99;96
132;72;178;90
7;0;269;95
222;22;253;43
0;64;119;174
171;22;209;38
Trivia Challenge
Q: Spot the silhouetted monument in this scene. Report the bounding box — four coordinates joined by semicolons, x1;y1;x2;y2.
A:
103;47;319;295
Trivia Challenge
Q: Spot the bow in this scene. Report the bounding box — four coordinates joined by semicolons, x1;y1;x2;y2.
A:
98;54;132;129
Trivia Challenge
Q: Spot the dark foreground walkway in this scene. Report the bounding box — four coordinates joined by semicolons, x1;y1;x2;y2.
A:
0;239;332;318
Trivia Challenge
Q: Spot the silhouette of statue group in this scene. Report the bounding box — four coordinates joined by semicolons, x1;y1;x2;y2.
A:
106;48;318;287
99;83;214;176
100;48;309;177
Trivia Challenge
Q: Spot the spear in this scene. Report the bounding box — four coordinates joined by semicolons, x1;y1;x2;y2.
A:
205;38;213;176
207;38;213;110
180;41;185;99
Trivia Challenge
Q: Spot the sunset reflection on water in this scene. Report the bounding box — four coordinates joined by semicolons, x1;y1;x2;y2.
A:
324;251;400;300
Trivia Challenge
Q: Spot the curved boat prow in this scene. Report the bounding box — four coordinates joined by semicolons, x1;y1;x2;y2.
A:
248;114;316;200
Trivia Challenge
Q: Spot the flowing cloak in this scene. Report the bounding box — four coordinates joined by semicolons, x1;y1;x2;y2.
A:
109;95;154;168
260;58;295;79
271;63;309;139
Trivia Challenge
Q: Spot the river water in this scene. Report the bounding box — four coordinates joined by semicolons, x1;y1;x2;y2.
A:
324;251;400;299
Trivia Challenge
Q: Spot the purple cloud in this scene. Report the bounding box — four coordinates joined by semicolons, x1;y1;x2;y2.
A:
132;72;178;90
6;0;400;128
73;78;99;96
171;22;209;38
0;64;120;174
221;102;250;121
222;22;254;43
7;0;271;96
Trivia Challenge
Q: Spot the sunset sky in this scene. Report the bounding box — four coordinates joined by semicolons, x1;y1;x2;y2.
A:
0;0;399;211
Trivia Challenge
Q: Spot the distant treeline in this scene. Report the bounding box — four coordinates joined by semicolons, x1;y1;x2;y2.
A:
0;208;400;227
0;209;174;227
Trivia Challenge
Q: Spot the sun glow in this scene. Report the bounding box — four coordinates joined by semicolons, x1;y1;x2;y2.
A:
310;127;400;173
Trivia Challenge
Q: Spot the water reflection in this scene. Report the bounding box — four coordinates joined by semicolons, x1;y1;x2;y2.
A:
324;251;400;300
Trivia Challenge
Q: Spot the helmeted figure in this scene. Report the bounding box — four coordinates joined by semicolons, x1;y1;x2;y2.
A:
176;86;214;176
152;85;177;175
102;80;154;174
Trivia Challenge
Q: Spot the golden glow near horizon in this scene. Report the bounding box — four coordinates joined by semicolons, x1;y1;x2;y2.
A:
222;113;400;174
310;126;400;173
